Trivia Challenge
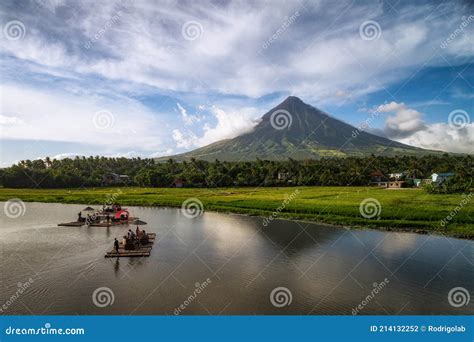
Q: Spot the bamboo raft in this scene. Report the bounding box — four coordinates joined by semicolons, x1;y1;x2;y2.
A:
58;221;85;227
89;221;129;227
105;233;156;258
59;217;138;227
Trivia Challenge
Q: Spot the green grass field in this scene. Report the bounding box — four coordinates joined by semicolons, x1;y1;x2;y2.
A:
0;187;472;238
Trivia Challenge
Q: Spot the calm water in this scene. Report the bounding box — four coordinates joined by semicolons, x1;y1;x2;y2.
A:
0;202;472;315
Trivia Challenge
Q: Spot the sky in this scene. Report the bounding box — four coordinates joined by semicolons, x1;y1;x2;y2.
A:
0;0;473;166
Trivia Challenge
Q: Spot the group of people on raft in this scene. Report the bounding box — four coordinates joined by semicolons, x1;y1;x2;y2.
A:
113;226;149;252
76;206;129;224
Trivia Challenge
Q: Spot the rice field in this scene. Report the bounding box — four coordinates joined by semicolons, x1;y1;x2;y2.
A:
0;186;472;238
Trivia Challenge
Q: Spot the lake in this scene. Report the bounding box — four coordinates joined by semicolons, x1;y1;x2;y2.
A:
0;202;472;315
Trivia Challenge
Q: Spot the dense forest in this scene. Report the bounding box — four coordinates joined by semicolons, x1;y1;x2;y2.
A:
1;154;472;193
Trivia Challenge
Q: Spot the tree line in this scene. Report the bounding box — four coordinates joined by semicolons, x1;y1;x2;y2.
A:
0;154;472;193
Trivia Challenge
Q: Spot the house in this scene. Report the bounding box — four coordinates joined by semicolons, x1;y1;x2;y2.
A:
370;171;385;182
102;173;130;185
369;171;388;187
172;179;186;188
431;172;455;184
388;180;405;189
277;172;291;181
389;172;404;180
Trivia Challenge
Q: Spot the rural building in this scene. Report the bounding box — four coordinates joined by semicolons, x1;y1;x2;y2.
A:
389;172;404;180
370;171;385;182
388;180;405;189
369;171;388;187
431;172;455;184
278;172;291;180
102;173;130;185
172;179;186;188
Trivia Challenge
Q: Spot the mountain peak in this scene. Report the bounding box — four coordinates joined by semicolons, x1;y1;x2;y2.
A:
282;95;305;106
268;96;311;118
275;96;322;115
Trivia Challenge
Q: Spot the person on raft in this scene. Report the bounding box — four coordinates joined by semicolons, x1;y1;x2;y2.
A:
127;229;136;240
114;238;119;253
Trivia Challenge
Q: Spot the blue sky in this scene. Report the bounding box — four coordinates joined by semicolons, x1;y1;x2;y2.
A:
0;0;473;166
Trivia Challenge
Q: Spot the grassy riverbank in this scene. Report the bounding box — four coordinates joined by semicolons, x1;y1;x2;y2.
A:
0;187;472;238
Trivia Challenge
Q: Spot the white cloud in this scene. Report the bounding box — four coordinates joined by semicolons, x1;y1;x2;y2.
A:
199;106;260;145
48;150;160;160
398;123;474;154
1;1;471;101
176;102;202;126
0;114;24;126
0;84;166;151
149;149;174;158
377;102;406;113
378;102;426;138
378;101;473;153
172;106;260;148
172;128;199;149
50;152;83;160
452;88;474;99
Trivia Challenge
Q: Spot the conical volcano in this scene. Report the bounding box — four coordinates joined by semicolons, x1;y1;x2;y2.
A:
162;96;429;161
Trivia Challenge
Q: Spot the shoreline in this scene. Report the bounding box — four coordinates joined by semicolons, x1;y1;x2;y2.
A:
161;203;474;241
2;196;472;241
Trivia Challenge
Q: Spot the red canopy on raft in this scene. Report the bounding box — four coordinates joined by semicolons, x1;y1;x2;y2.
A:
114;209;129;219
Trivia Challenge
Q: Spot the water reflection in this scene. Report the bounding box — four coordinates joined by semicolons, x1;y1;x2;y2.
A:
113;258;120;278
0;202;472;315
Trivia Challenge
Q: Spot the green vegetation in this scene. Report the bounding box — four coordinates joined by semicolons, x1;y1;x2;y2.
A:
1;186;472;239
1;154;472;191
424;174;473;194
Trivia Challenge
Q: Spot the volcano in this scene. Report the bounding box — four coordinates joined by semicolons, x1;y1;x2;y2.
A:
161;96;432;161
